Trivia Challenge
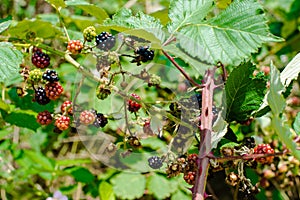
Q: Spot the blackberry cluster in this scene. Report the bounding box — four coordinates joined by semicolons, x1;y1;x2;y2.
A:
36;111;52;125
127;93;142;113
45;82;64;100
35;87;50;105
131;46;154;66
148;156;163;169
55;115;70;131
67;40;83;55
28;69;43;83
95;32;116;51
253;144;275;164
61;100;73;115
93;112;108;128
79;110;96;125
31;49;50;69
42;69;59;83
83;26;97;42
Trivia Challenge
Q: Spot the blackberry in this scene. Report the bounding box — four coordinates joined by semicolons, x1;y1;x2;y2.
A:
93;112;108;128
61;100;73;115
183;171;196;185
131;46;154;66
148;156;163;169
36;110;52;125
127;136;141;148
67;40;83;55
148;74;161;87
55;115;70;131
28;69;43;83
45;82;64;100
253;144;275;164
127;93;142;113
42;69;59;83
31;50;50;69
83;26;97;42
35;87;50;105
95;32;116;51
79;110;96;125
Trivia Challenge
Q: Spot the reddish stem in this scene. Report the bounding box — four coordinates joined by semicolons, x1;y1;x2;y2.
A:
162;50;203;88
193;68;216;200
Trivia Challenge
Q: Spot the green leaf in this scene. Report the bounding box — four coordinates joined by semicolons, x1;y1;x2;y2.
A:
45;0;66;9
175;0;282;65
0;43;23;82
104;8;165;45
267;63;286;115
225;62;267;122
293;112;300;134
171;190;191;200
280;53;300;88
272;116;300;160
99;181;115;200
148;173;175;199
7;19;63;39
65;167;94;183
4;110;40;131
23;150;55;171
111;172;146;200
168;0;214;33
66;1;108;21
0;20;12;34
215;0;233;9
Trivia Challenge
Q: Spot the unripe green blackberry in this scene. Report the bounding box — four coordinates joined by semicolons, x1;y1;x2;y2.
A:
83;26;97;42
28;69;43;83
148;74;161;87
96;83;111;100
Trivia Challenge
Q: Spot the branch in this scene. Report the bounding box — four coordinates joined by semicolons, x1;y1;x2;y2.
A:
193;68;216;200
162;50;203;89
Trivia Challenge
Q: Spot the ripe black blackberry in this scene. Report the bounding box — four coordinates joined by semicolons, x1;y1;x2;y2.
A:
95;32;116;51
131;46;154;66
148;156;163;169
31;50;50;69
42;69;59;83
35;87;50;105
93;112;108;128
243;137;256;149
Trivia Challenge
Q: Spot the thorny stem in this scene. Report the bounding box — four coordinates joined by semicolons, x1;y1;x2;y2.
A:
162;50;203;89
194;68;216;200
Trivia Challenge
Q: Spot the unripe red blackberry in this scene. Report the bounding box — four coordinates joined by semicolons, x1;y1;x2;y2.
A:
35;87;50;105
96;83;111;100
31;49;50;69
253;144;275;164
79;110;96;125
127;93;142;113
183;171;196;185
45;82;64;100
83;26;97;42
95;32;116;51
93;112;108;128
148;156;163;169
28;69;43;83
55;115;70;131
36;110;52;125
67;40;83;55
42;69;59;83
61;100;73;115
